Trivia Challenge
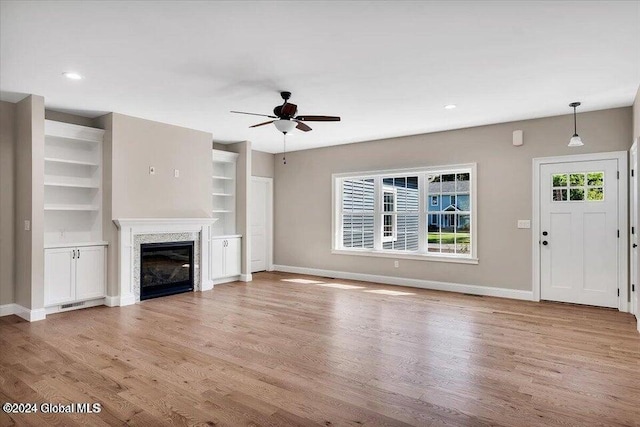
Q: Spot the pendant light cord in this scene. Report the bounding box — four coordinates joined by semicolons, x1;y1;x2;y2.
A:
282;133;287;165
573;106;577;135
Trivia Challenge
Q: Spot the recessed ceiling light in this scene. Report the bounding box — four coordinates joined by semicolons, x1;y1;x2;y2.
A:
444;104;456;110
62;72;83;80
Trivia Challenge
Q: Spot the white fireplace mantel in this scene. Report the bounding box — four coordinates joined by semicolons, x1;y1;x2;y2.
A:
112;218;218;306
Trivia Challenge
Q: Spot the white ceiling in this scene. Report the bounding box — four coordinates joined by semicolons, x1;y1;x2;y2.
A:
1;1;639;153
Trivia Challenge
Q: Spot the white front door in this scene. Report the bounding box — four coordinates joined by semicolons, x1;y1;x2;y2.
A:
250;177;272;273
540;159;619;308
630;142;638;317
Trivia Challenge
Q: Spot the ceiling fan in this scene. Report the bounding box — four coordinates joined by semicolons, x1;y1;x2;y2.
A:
231;91;340;134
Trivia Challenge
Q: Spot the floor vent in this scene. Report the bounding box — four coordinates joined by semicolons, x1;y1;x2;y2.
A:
61;301;85;309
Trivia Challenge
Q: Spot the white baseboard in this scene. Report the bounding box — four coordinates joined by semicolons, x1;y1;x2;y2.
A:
104;296;119;307
273;265;534;301
0;303;18;317
240;273;252;282
13;305;46;322
211;276;241;286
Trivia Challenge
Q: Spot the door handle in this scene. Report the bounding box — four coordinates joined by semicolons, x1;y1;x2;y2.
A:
72;250;76;259
77;249;80;259
634;244;638;248
542;231;548;236
542;241;548;246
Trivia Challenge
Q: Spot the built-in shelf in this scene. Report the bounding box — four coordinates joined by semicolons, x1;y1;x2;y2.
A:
45;157;99;167
45;182;99;189
45;204;100;211
212;150;239;235
44;120;105;247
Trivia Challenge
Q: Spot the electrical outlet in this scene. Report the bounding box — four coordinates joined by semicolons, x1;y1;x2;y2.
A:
24;220;30;231
149;166;156;175
394;260;399;268
174;169;179;178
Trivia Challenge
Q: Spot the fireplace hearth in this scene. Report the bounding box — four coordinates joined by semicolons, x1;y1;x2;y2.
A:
140;241;194;300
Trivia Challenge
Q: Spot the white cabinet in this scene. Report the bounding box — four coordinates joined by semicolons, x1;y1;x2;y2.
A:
44;245;105;307
211;236;241;279
44;248;75;305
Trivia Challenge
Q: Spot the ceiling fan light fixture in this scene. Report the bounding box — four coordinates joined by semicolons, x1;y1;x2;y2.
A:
274;119;296;134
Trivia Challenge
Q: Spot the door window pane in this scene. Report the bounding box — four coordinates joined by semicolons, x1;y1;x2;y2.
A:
570;188;584;201
553;189;567;201
553;174;568;187
570;173;585;187
587;187;604;201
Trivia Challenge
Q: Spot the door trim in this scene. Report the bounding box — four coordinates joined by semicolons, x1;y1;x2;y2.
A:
631;140;639;322
251;176;274;272
532;151;628;312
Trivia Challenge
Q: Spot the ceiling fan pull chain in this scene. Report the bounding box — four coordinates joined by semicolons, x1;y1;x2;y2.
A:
283;134;287;165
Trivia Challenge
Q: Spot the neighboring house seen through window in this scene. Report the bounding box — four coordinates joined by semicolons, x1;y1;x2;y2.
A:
334;165;476;262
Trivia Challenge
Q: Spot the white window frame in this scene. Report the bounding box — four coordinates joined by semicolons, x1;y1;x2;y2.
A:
381;186;397;243
332;164;478;264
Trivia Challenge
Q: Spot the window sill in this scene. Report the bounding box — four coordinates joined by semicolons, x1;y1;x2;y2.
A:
331;249;479;264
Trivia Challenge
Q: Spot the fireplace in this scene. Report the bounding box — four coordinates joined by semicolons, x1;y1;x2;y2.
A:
140;241;194;300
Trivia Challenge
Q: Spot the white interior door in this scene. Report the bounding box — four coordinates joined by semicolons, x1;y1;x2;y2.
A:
540;159;619;308
250;177;272;273
630;142;638;317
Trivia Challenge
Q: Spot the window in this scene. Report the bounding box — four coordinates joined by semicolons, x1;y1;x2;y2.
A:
382;186;397;242
552;171;604;202
333;164;476;263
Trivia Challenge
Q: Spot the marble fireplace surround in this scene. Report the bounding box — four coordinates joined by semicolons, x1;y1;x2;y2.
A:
113;218;217;306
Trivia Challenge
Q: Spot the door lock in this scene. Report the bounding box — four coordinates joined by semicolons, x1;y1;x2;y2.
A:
542;241;548;246
542;231;548;236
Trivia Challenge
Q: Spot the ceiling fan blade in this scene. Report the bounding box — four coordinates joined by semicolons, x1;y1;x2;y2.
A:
249;120;275;128
281;102;297;117
295;115;341;122
294;120;312;132
231;110;277;119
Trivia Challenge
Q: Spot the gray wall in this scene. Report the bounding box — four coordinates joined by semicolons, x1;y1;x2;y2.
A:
45;109;99;128
14;95;45;310
228;141;252;276
274;107;632;291
252;150;275;178
100;113;213;295
0;101;16;305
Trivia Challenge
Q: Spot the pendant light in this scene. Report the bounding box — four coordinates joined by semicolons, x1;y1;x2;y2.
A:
568;102;583;147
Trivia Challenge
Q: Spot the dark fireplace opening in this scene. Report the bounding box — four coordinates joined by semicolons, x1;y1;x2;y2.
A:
140;241;194;300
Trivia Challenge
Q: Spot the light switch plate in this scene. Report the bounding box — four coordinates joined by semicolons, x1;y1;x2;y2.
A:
24;220;30;231
517;220;531;229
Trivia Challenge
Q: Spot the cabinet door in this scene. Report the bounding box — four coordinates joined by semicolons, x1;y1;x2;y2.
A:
44;248;75;306
211;239;226;279
75;246;106;301
225;238;241;277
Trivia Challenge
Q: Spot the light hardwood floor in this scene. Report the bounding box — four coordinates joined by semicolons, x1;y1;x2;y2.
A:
1;271;639;426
